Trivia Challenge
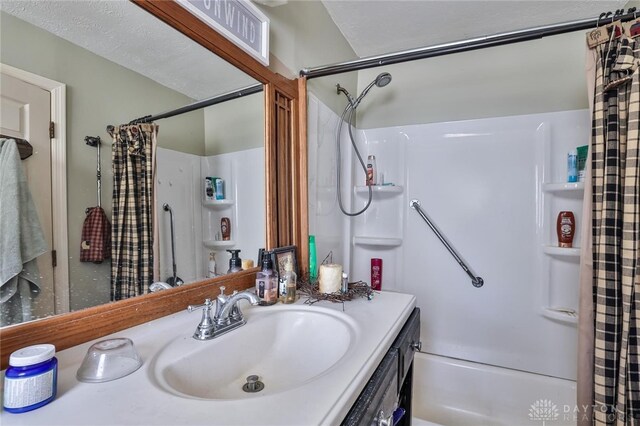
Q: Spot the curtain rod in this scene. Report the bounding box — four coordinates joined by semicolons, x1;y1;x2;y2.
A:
300;9;638;79
128;83;263;124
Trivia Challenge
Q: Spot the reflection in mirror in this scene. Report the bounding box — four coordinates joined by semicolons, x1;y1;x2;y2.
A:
0;1;265;327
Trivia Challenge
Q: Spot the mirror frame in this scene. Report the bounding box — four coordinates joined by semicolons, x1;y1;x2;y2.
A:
0;0;309;369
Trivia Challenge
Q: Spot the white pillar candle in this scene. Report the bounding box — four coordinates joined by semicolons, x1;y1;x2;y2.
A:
319;264;343;294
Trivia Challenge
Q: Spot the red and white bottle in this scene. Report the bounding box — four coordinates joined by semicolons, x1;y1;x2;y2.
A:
556;211;575;248
366;155;377;186
371;258;383;290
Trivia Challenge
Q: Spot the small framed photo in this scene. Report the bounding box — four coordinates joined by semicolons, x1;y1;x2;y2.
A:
271;245;298;277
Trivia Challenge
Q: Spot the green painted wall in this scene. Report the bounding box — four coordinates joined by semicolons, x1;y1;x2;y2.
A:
256;1;358;115
204;92;264;156
355;31;590;129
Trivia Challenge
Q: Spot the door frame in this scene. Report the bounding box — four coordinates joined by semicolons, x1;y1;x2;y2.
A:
0;63;69;314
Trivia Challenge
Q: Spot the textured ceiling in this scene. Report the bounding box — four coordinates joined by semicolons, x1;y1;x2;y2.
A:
0;0;258;100
321;0;629;58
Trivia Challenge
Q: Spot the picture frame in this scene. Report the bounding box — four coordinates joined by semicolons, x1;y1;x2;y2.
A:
271;245;298;277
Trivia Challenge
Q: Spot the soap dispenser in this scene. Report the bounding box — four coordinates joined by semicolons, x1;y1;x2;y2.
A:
227;249;242;274
256;251;277;305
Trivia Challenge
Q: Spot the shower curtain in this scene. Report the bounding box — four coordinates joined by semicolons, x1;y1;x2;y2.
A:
587;30;640;425
110;123;157;300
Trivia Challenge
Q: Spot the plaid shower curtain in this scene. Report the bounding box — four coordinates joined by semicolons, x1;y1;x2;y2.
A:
110;123;157;300
590;33;640;425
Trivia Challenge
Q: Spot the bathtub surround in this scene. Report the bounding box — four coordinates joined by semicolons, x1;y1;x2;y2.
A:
309;93;588;422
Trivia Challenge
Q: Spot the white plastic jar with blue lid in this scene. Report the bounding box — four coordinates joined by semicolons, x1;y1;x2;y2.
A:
3;344;58;413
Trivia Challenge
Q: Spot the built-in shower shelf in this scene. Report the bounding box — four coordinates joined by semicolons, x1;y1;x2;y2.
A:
355;185;403;195
542;246;581;257
542;182;584;193
203;199;234;208
542;307;578;325
204;240;235;249
353;236;403;247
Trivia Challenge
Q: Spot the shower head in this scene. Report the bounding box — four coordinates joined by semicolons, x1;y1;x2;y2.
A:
354;72;393;107
375;72;392;87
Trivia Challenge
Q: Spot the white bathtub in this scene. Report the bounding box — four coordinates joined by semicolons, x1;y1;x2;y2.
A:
412;352;577;426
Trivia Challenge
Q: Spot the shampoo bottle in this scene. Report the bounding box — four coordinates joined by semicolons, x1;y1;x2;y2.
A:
221;217;231;241
366;155;377;186
309;235;317;282
567;149;578;183
215;178;225;200
256;251;277;305
371;258;383;291
557;211;576;248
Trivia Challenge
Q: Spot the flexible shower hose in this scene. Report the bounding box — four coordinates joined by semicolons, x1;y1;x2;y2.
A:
336;102;372;216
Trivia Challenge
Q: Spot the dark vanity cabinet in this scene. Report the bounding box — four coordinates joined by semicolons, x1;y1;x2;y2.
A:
342;308;421;426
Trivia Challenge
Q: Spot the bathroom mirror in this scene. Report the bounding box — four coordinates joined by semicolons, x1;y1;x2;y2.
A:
0;0;266;327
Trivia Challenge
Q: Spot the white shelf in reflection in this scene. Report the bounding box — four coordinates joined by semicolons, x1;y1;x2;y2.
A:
354;185;404;194
353;236;403;247
203;199;234;208
543;245;580;257
204;240;235;249
542;182;584;193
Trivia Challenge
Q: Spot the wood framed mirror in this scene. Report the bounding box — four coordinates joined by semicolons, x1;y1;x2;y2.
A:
0;0;308;368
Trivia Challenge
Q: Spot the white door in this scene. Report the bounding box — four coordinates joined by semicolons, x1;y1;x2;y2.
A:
1;72;56;320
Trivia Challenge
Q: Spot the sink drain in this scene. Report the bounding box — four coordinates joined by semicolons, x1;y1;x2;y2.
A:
242;375;264;393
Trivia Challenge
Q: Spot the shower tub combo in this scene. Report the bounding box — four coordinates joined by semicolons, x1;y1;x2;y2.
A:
308;89;588;426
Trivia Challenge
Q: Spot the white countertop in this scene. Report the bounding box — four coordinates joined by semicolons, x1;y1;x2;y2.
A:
1;290;416;426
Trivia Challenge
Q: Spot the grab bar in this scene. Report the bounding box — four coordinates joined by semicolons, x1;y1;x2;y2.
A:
410;199;484;288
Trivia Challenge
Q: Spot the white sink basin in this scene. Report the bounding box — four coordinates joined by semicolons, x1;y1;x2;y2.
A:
152;304;357;400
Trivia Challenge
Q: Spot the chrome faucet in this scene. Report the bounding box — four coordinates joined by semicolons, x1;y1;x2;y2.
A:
187;286;259;340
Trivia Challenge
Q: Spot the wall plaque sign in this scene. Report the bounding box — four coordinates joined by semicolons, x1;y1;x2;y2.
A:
177;0;270;66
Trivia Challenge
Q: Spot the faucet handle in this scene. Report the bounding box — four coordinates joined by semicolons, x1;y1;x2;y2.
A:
187;298;213;313
188;299;216;340
219;286;226;296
